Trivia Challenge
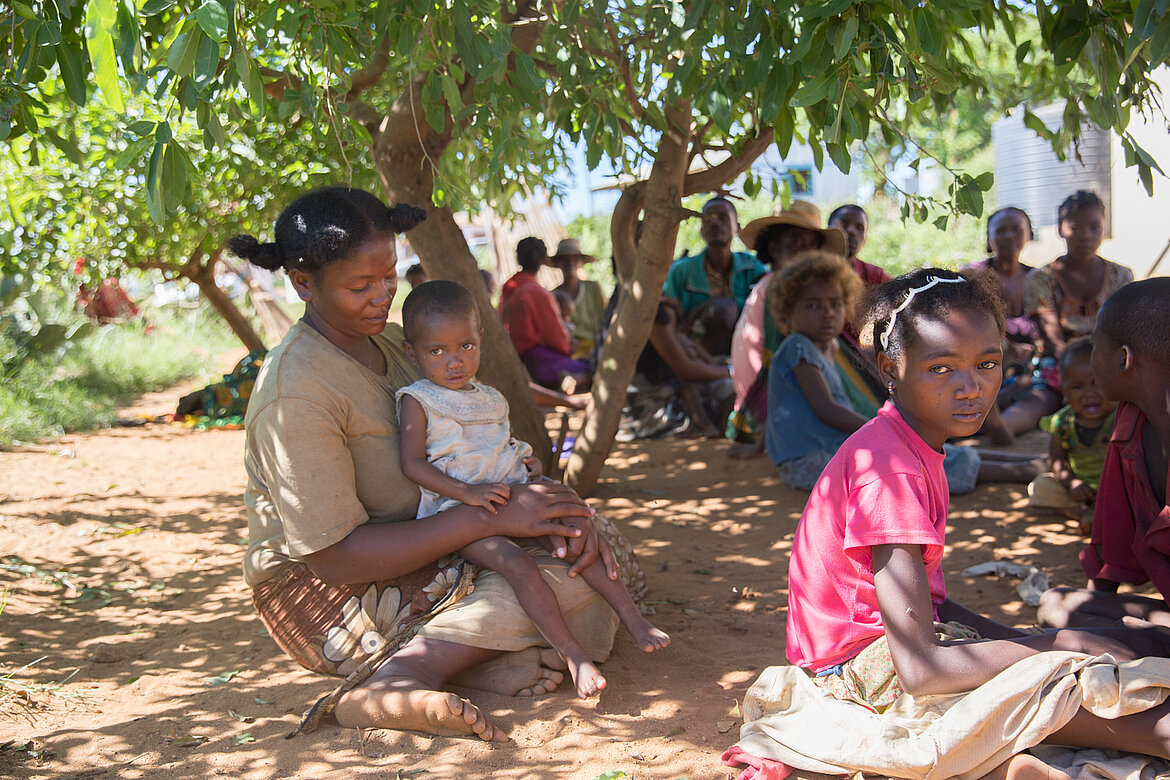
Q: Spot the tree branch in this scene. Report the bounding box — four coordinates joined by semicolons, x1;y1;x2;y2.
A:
683;127;775;196
346;33;392;100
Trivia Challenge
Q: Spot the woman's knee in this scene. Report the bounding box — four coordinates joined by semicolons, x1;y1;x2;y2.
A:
1037;587;1081;628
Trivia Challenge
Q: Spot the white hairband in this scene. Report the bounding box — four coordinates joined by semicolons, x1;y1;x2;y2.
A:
878;275;966;351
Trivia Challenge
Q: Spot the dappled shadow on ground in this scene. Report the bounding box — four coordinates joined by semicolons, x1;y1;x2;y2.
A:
1;421;1156;780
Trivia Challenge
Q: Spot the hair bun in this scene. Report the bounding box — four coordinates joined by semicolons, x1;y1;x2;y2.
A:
387;203;427;233
228;234;285;271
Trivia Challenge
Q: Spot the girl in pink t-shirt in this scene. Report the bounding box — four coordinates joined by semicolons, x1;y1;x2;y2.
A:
779;268;1170;778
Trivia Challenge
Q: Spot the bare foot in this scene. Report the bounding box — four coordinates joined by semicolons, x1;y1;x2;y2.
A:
334;676;509;742
983;753;1072;780
451;646;565;697
624;614;671;652
565;651;606;698
728;440;764;459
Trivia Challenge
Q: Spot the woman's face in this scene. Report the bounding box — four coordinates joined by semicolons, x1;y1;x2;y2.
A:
1059;205;1105;260
987;211;1029;262
764;227;820;268
879;308;1003;451
295;234;398;342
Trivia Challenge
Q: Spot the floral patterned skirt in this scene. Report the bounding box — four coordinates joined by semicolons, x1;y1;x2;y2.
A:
252;555;472;677
811;622;981;712
253;513;648;679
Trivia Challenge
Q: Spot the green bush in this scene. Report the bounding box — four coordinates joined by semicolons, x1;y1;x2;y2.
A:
0;306;237;447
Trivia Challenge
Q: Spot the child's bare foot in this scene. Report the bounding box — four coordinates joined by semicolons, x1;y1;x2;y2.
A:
625;614;670;652
565;652;606;698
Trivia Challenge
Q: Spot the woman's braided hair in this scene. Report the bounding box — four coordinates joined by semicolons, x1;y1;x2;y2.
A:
228;187;427;274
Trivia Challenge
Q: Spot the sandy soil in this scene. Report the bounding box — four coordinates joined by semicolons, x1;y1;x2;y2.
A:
0;378;1126;780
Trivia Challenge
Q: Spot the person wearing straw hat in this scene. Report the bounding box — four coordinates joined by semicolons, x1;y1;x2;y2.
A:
663;197;767;356
727;201;847;452
551;238;606;358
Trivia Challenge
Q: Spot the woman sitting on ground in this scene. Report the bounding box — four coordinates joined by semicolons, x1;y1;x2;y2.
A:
231;186;645;742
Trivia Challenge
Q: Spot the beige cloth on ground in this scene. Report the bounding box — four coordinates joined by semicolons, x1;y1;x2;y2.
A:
735;652;1170;780
1028;471;1085;511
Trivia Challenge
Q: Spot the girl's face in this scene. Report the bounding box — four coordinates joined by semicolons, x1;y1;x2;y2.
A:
1059;205;1105;259
787;280;846;351
879;308;1003;451
987;211;1029;262
404;311;482;391
290;234;398;344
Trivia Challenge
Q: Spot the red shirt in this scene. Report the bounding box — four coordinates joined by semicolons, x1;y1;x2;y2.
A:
1081;402;1170;596
852;257;891;287
498;271;571;356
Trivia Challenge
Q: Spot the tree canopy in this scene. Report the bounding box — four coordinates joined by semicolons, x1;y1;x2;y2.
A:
4;0;1170;490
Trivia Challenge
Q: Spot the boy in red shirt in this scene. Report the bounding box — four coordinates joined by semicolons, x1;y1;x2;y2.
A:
1038;277;1170;628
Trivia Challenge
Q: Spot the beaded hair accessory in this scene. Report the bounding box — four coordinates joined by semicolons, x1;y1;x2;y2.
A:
878;274;966;351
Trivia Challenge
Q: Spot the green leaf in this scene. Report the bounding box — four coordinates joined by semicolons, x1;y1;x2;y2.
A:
42;128;82;164
85;0;125;112
193;32;219;90
440;74;461;112
167;28;201;77
196;1;230;42
232;733;255;746
833;14;859;60
144;139;166;222
207;670;242;687
141;0;176;15
55;43;88;105
791;71;837;107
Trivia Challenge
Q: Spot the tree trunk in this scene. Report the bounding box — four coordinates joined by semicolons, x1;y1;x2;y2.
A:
187;249;267;354
564;125;775;496
370;97;553;468
563;102;693;495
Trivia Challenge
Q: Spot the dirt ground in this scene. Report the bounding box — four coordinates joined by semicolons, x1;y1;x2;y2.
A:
0;375;1123;780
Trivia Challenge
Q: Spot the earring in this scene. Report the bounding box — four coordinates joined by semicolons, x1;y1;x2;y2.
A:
887;380;895;395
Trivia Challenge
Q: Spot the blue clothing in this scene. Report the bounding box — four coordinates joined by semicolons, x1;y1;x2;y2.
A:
661;249;766;316
766;333;852;467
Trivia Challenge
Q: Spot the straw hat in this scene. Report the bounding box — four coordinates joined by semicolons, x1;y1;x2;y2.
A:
549;237;597;264
739;200;847;257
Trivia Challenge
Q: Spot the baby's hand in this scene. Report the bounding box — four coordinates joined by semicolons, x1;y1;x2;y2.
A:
523;456;544;482
463;482;511;513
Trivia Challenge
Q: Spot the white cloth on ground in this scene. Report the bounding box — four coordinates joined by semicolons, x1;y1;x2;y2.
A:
734;652;1170;780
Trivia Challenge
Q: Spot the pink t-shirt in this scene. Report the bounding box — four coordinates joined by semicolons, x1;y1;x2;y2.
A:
730;270;772;408
785;402;950;671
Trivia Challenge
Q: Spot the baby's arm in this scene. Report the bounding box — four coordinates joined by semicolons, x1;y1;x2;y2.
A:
873;543;1142;697
524;456;543;482
1049;433;1095;504
398;394;510;512
792;360;868;433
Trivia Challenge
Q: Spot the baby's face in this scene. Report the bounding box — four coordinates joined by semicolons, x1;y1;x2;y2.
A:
408;312;482;391
1062;360;1116;425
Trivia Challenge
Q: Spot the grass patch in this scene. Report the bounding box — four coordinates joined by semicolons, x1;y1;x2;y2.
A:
0;305;238;447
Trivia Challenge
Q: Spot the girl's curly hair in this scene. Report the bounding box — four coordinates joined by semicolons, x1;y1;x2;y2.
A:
767;250;863;328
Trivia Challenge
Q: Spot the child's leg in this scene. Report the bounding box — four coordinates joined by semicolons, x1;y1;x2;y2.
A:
460;536;606;698
576;557;670;652
975;451;1046;484
1044;698;1170;759
1037;587;1170;629
677;383;720;437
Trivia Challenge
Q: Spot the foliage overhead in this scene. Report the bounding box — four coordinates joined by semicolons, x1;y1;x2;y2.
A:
3;0;1168;234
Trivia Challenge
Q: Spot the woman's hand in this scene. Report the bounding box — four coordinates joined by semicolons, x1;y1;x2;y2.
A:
490;481;592;544
555;514;619;580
